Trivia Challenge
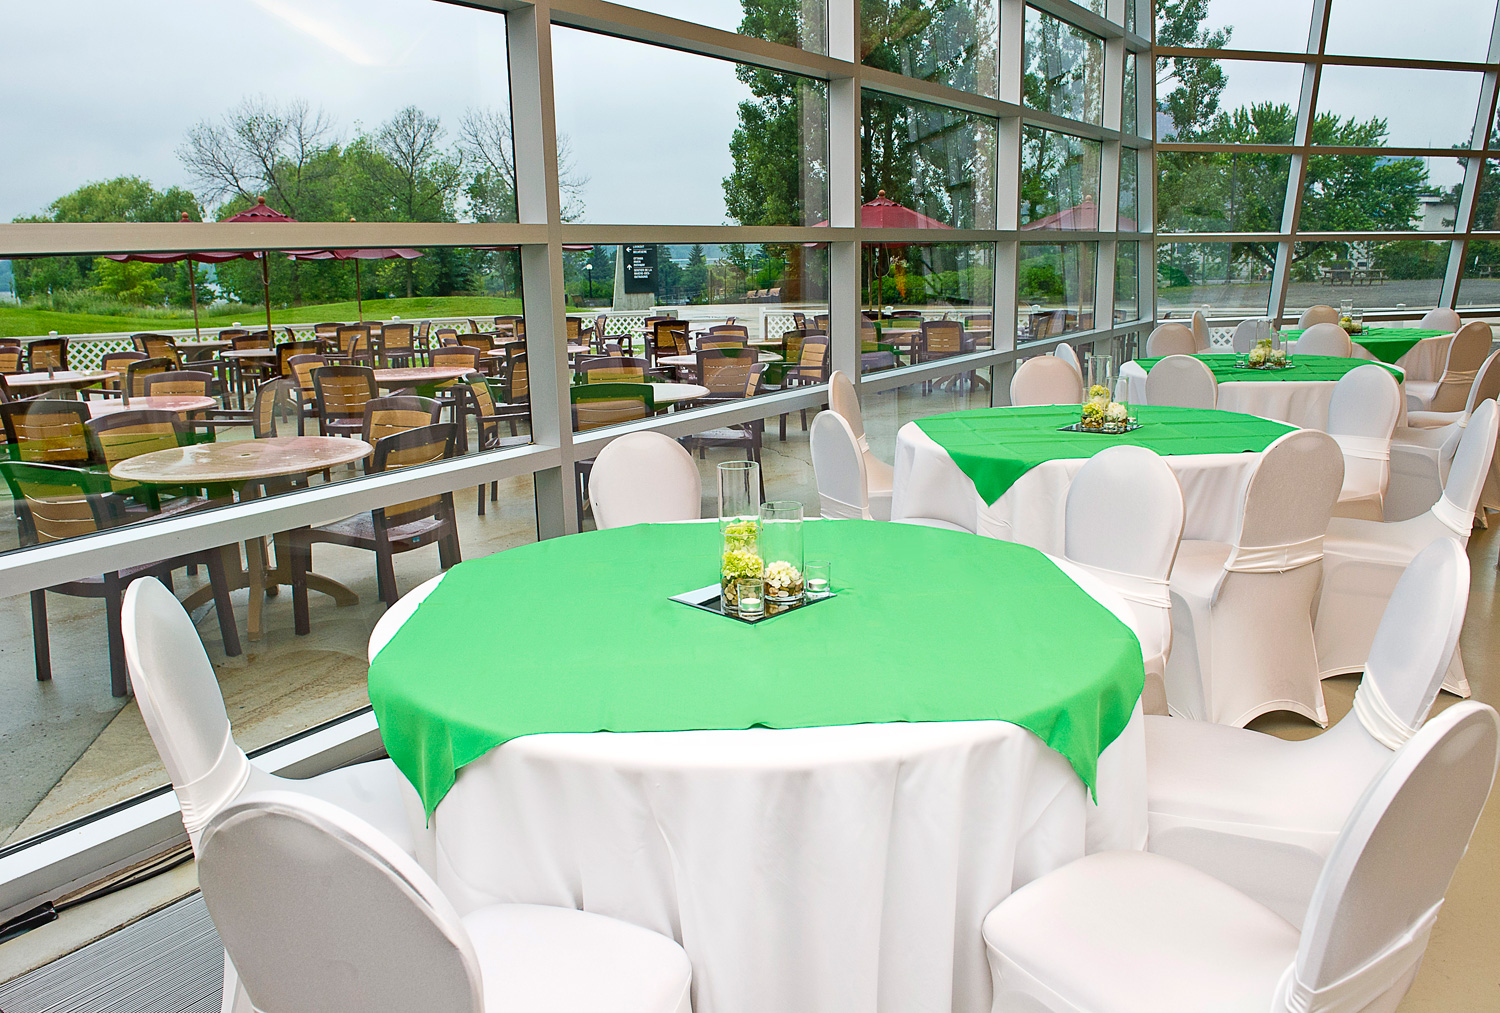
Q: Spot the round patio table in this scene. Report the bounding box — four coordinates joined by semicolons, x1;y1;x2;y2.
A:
368;519;1147;1013
86;395;217;418
5;370;117;394
892;403;1295;552
372;366;471;389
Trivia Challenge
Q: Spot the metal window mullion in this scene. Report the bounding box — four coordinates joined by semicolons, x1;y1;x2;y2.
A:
1444;6;1500;306
827;0;862;389
1270;0;1329;325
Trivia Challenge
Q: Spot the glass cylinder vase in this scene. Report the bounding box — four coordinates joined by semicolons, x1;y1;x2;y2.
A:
718;461;762;613
1084;353;1115;401
760;501;805;606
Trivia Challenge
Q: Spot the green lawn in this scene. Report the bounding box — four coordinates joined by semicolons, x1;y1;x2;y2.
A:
0;296;532;339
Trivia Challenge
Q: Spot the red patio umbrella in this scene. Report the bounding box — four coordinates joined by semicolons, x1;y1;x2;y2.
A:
810;190;954;312
286;245;422;322
221;196;298;339
104;213;260;339
1021;196;1137;232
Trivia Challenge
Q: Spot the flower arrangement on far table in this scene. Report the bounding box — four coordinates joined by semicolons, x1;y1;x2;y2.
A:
1246;336;1290;369
720;519;763;611
1079;384;1133;433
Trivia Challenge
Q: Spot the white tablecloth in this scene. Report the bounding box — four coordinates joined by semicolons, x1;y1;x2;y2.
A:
1119;359;1407;430
378;563;1147;1013
890;422;1262;551
1354;333;1447;381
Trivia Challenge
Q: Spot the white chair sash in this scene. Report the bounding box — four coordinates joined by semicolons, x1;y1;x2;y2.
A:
856;433;873;455
1352;676;1419;750
176;728;251;840
1072;560;1171;610
1275;902;1442;1013
1331;435;1390;463
1442;368;1480;387
1225;535;1324;573
1430;495;1474;538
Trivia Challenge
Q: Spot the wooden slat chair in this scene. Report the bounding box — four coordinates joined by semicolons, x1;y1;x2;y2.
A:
780;334;831;440
183;376;283;440
681;364;768;493
592;314;616;354
218;328;251;344
0;345;25;374
571;384;656;520
124;357;176;398
457;372;529;516
414;320;432;362
694;348;759;403
494;315;525;339
708;324;750;341
577;356;650;384
288;423;460;634
229;332;276;403
792;311;807;329
276;340;323;379
329;326;374;366
143;369;215;398
133;333;183;367
814;314;830;333
566;317;582;345
434;326;461;348
286;354;327;435
917;319;984;391
312;322;344;350
98;350;148;395
28;337;69;372
361;395;442;452
499;350;529;431
312;365;378;438
379;323;417;367
0;399;93;465
85;408;209;515
0;459;241;695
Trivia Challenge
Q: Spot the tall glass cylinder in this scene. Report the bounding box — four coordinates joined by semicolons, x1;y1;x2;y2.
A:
1085;353;1114;400
760;501;805;605
718;461;762;612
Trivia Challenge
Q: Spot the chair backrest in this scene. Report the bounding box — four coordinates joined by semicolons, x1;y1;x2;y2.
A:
86;409;187;467
132;333;182;363
313;322;344;340
99;350;148;390
709;324;750;340
655;319;690;357
1327;364;1402;441
1297;322;1354;357
1052;342;1081;375
276;340;323;377
233;331;272;351
783;328;817;364
827;370;867;444
363;395;441;446
579;356;648;384
287;353;327;395
594;314;610;346
371;423;458;523
1190;310;1211;352
1010;355;1083;406
464;332;498;353
1297;304;1339;328
119;576;247;848
381;324;415;353
126;357;176;397
143;369;214;398
700;336;747;352
814;313;831;332
218;328;251;344
0;460;112;544
1431;321;1495;412
1436;399;1500;528
1146;355;1217;409
0;399;93;465
0;345;25;374
430;346;483;372
1292;702;1499;999
459;372;499;422
564;317;581;342
1145;322;1198;357
28;337;68;371
796;334;831;377
1229;429;1344;568
743;362;768;398
809;410;870;519
920;319;965;356
313;366;378;424
697;348;757;395
589;432;702;529
1232;318;1266;354
336;325;372;356
1456;348;1500;417
571;383;654;431
250;378;282;438
434;327;460;348
503;350;530;402
495;314;524;337
1419;307;1460;331
198;792;483;1013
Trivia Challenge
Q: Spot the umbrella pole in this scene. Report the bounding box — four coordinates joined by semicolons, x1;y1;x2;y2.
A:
188;261;202;341
355;259;363;322
261;253;272;339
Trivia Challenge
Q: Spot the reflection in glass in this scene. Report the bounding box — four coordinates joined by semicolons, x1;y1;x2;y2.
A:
1115;243;1141;323
1154;60;1304;143
862;91;996;229
1458;241;1500;309
1468;159;1500;231
861;0;1000;96
1157;150;1291;233
1123;53;1138;137
1020;127;1103;230
1288;241;1450;312
1157;0;1315;53
554;27;829;226
1120;154;1140;232
1313;67;1483;151
611;0;828;53
862;243;994;371
1018;243;1097;342
1156;242;1276;316
1301;153;1465;233
1023;7;1104;126
1325;0;1496;63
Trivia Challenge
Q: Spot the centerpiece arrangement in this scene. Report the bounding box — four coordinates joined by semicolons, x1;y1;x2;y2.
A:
1061;360;1139;434
718;461;762;614
1243;336;1292;370
1339;298;1364;335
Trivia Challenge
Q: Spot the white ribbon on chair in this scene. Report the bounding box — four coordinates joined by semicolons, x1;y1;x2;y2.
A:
1274;902;1442;1013
1351;675;1420;750
1331;434;1390;462
1225;535;1325;574
1073;561;1171;610
176;728;252;842
1431;495;1474;538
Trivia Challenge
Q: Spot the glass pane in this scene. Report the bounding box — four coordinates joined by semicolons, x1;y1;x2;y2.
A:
1017;243;1097;343
1119;154;1140;232
1122;53;1138;136
1458;241;1500;309
553;28;829;226
1115;242;1141;323
1020;127;1103;230
862;243;994;369
1325;0;1496;63
1156;0;1316;53
1470;158;1500;231
1154;59;1304;142
606;0;828;53
861;0;1001;97
1156;241;1276;316
1288;240;1451;312
568;243;830;434
4;0;511;226
861;91;997;229
1023;6;1104;126
1313;67;1483;150
1157;150;1291;233
1301;153;1467;232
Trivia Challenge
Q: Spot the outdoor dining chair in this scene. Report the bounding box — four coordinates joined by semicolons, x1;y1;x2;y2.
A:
313;365;379;438
0;345;24;374
124;357;176;398
780;333;831;440
0;398;94;465
133;333;183;367
27;336;68;372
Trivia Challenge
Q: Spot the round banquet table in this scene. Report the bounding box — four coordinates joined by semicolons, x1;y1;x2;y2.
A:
367;519;1148;1013
892;404;1295;553
1280;326;1450;380
1120;353;1406;429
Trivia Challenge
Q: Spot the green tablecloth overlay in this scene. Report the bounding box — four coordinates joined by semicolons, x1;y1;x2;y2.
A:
914;404;1294;506
368;520;1145;816
1131;353;1405;385
1279;328;1449;365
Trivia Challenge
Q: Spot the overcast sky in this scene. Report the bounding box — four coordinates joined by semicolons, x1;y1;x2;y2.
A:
0;0;1493;223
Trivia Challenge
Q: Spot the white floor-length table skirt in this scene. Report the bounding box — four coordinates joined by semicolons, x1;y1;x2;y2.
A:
1118;360;1407;430
890;422;1263;552
381;564;1147;1013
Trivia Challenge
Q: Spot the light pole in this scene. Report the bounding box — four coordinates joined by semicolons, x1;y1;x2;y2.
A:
585;262;593;300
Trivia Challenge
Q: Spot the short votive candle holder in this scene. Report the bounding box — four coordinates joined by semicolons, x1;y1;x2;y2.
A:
805;560;831;598
736;578;765;618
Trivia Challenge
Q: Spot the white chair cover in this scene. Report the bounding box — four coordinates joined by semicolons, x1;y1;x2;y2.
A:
1315;400;1499;698
810;409;873;519
1146;538;1468;924
1163;429;1345;726
1232;318;1268;354
1395;349;1500;520
1327;364;1402;521
1064;446;1184;716
1010;354;1083;406
1419;307;1460;332
589;432;701;530
1298;304;1340;328
1297;322;1355;357
1145;355;1217;409
1052;341;1081;376
200;792;693;1013
1405;320;1492;413
1145;322;1198;358
1190;310;1211;352
1406;348;1500;429
980;701;1500;1013
829;370;894;521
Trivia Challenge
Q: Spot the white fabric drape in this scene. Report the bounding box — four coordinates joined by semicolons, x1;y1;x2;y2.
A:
1120;361;1408;430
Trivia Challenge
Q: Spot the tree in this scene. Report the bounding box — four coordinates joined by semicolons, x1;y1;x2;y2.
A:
1154;0;1232;140
91;259;164;305
458;106;589;222
178;96;337;218
683;244;710;303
